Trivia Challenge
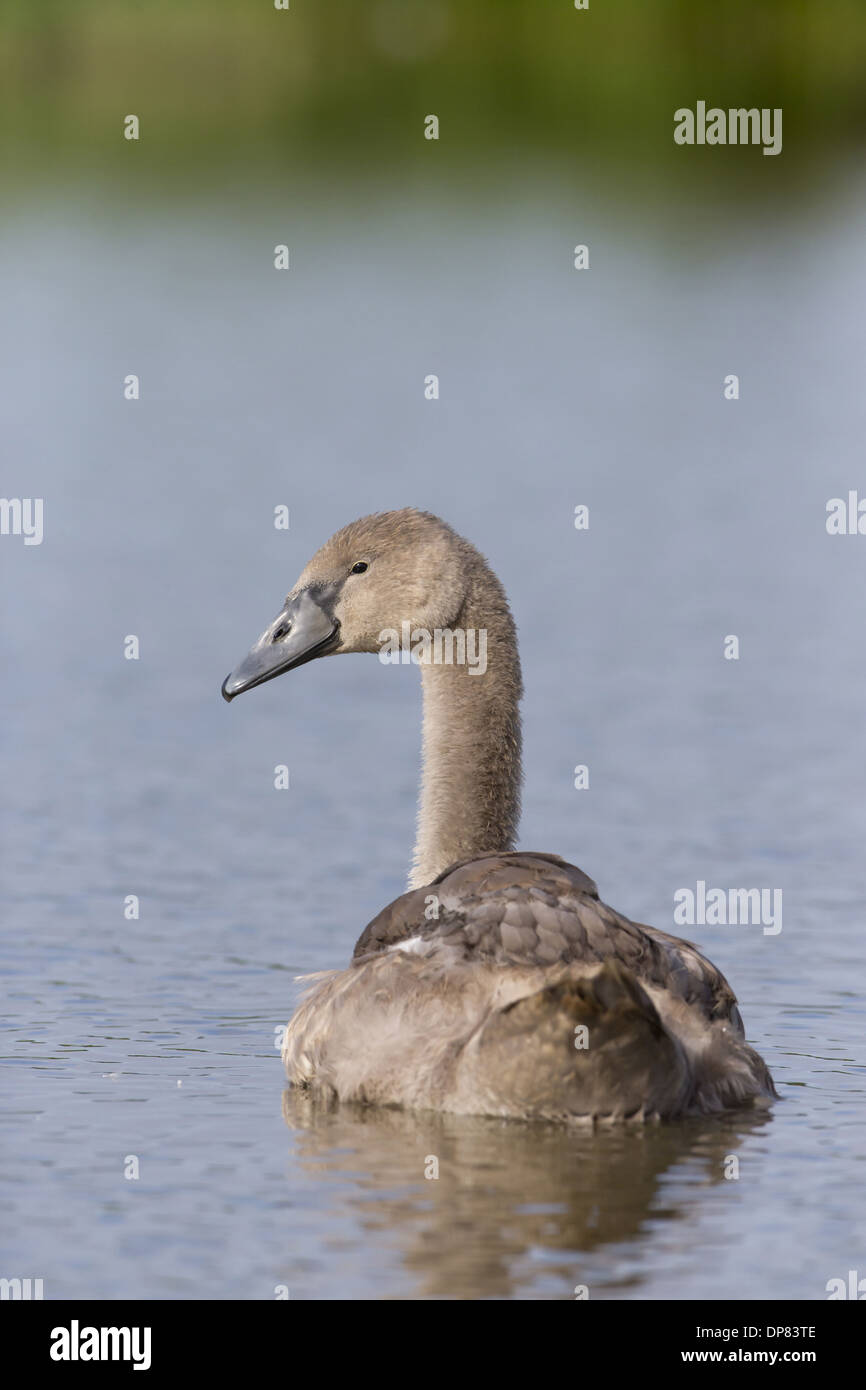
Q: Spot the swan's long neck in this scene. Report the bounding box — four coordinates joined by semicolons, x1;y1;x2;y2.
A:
411;558;523;888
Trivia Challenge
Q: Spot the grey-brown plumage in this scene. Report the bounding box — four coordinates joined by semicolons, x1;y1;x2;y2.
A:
222;509;777;1121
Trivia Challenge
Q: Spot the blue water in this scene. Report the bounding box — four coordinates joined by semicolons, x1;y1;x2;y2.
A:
1;178;865;1298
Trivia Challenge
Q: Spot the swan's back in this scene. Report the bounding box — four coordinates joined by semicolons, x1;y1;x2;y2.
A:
283;853;777;1122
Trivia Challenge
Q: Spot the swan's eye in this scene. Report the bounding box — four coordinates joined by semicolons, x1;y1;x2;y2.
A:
350;561;368;575
272;622;291;642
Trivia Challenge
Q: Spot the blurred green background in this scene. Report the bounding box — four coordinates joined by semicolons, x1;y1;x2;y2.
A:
2;0;865;196
3;0;866;1304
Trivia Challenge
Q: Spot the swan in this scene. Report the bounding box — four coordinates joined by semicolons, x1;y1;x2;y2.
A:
222;508;776;1121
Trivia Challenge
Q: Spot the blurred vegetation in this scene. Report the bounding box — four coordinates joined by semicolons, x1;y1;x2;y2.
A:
1;0;865;193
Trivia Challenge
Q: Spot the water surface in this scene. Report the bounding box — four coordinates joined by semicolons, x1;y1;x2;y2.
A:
1;181;865;1298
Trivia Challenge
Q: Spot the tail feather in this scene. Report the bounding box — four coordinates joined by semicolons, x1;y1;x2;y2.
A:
459;960;693;1120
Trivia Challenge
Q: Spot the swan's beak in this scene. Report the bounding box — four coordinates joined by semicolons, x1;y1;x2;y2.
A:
221;589;339;702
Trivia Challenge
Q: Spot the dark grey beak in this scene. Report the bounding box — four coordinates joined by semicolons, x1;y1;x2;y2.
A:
221;589;339;702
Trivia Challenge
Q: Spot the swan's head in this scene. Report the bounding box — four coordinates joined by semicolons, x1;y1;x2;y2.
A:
221;508;467;701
